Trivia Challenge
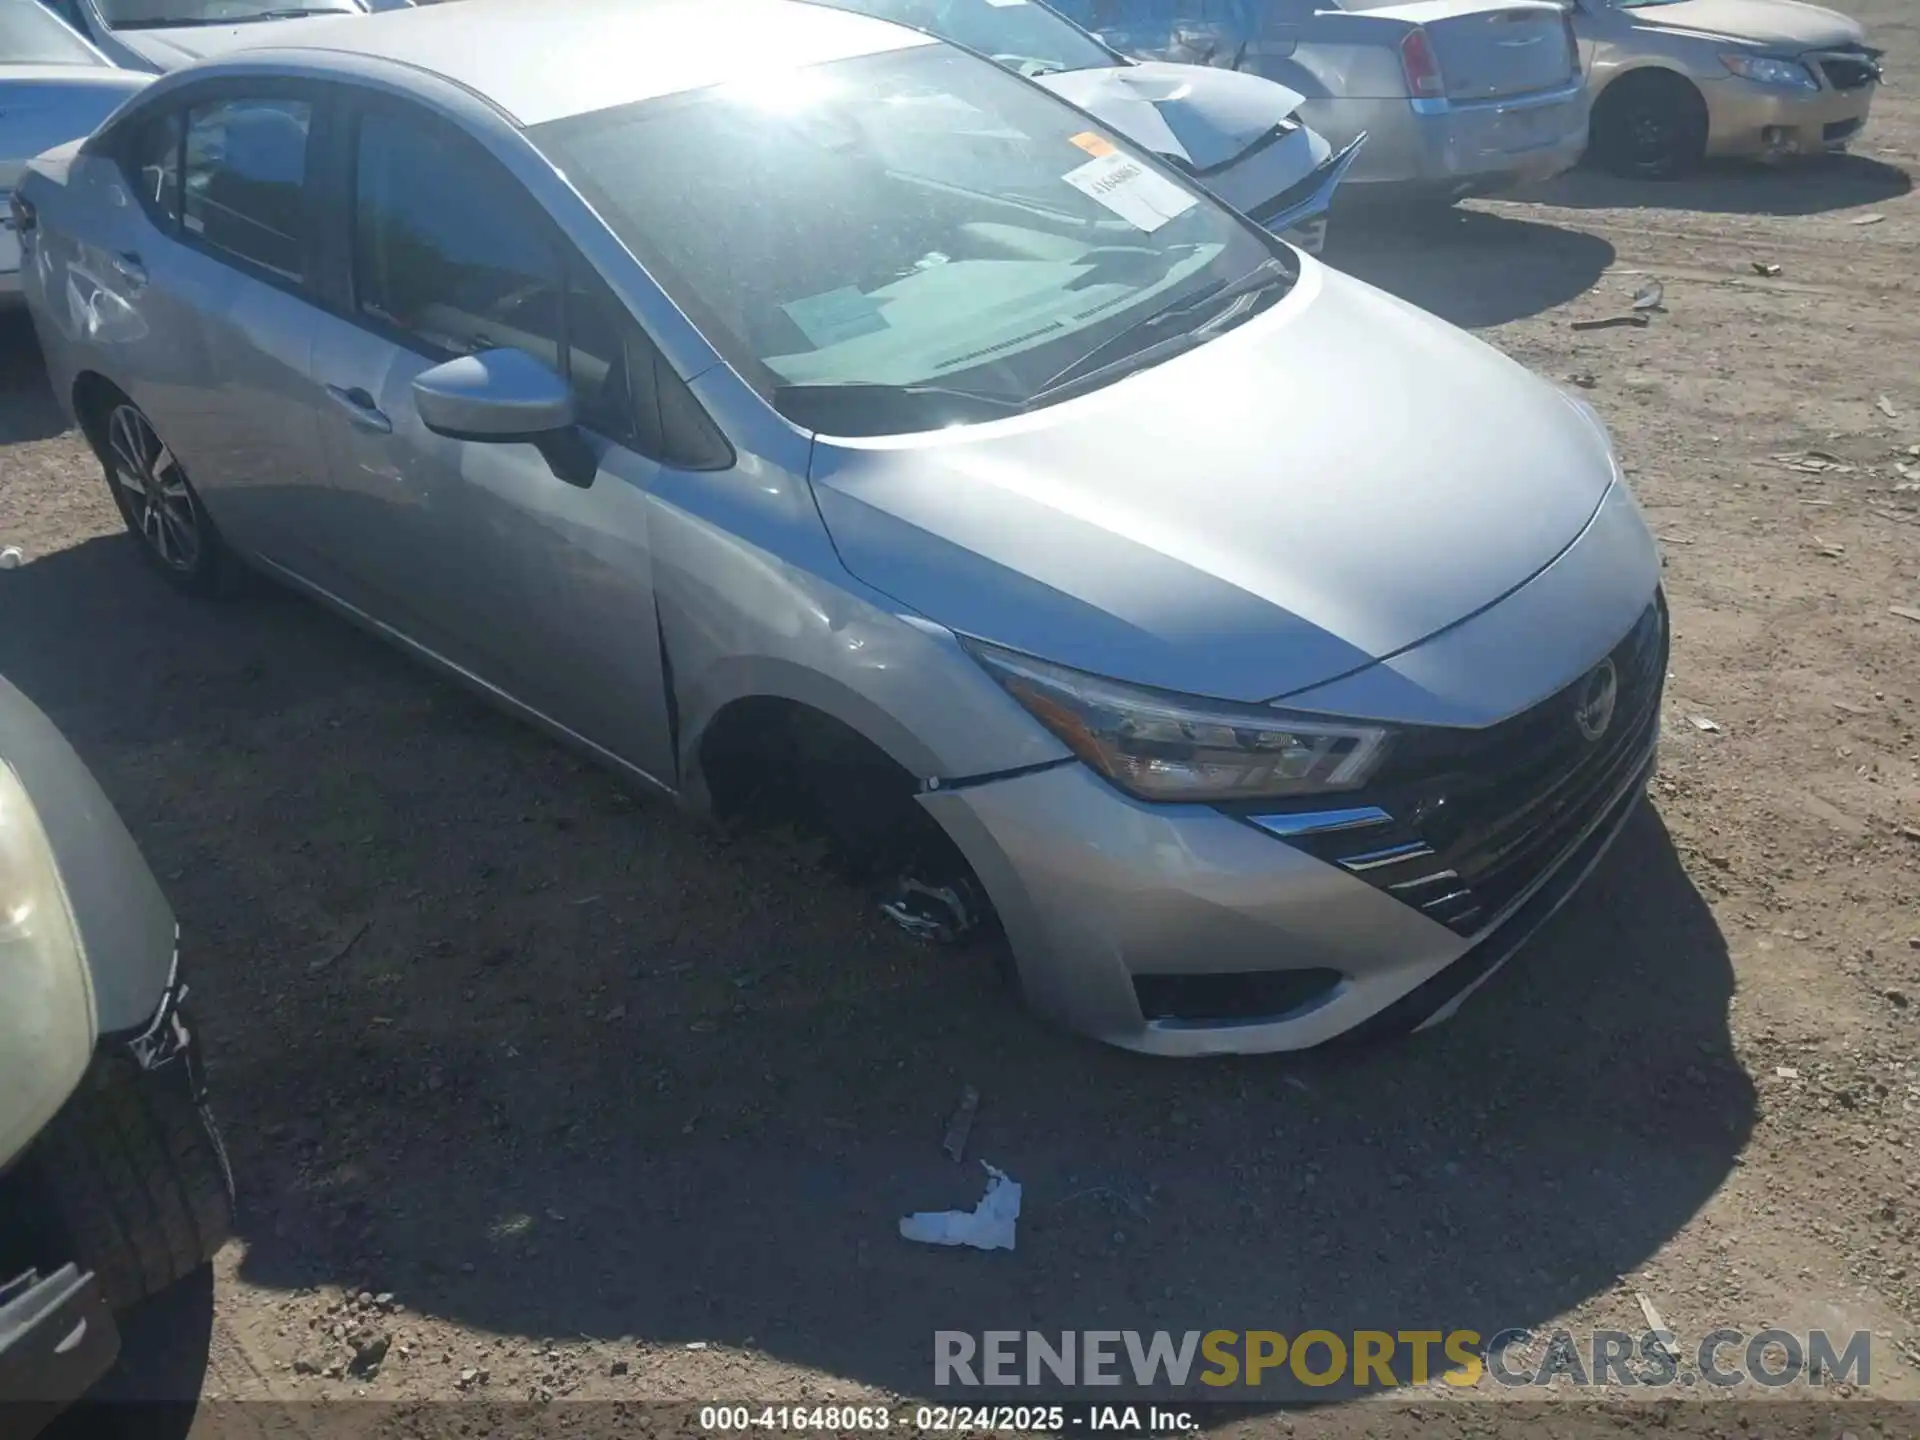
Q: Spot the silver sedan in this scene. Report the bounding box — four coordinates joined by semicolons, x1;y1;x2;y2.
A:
18;0;1662;1055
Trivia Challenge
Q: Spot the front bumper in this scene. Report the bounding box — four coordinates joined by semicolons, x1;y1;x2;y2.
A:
925;588;1665;1058
0;1264;119;1413
1703;72;1878;159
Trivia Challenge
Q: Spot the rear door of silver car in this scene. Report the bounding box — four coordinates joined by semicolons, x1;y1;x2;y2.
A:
72;78;333;557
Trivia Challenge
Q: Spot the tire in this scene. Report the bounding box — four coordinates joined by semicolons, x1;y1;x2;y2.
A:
28;1058;235;1313
82;388;236;598
1590;71;1709;180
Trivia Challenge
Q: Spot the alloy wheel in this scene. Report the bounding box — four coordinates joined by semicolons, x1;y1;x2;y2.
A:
107;405;201;573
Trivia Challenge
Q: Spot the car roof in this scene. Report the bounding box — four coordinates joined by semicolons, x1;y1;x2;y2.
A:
249;0;937;127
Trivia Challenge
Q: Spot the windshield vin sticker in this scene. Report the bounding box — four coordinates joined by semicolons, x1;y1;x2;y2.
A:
781;286;890;349
1061;151;1197;232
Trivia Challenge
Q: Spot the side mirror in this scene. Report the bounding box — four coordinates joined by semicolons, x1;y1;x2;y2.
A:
412;347;596;487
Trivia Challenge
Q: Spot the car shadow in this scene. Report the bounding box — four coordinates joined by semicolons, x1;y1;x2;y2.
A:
1324;208;1616;329
0;531;1753;1410
1516;153;1913;217
0;311;67;446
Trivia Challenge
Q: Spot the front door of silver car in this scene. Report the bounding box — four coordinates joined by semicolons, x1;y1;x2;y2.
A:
68;80;331;561
298;94;680;785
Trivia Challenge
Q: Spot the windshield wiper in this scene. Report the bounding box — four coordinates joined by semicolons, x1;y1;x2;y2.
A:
1030;257;1294;401
771;380;1028;434
236;6;354;17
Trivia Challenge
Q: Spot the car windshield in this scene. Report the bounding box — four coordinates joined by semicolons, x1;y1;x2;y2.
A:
533;44;1283;436
0;0;104;63
95;0;355;29
811;0;1119;77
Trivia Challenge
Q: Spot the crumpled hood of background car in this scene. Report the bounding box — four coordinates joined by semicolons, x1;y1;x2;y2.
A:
1628;0;1868;51
1034;61;1306;172
807;260;1621;705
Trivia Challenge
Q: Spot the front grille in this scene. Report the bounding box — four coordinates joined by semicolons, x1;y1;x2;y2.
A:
1816;49;1882;91
1245;596;1668;936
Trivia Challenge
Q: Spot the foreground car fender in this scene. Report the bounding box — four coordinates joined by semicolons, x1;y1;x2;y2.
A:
0;676;176;1040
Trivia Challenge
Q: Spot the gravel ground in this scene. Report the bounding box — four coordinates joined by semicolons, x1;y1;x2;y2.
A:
2;5;1918;1433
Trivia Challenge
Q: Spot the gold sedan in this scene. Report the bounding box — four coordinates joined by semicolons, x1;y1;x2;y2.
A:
1569;0;1882;177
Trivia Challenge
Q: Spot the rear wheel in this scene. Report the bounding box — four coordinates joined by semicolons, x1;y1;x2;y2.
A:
28;1058;234;1312
1590;70;1708;180
85;390;235;597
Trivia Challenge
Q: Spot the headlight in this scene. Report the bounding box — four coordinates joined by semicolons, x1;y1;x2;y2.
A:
1721;53;1820;90
0;759;95;1165
962;639;1392;802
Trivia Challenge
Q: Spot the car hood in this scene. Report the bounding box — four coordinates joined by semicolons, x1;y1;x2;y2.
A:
108;15;341;69
1627;0;1868;51
807;259;1620;705
1034;61;1306;172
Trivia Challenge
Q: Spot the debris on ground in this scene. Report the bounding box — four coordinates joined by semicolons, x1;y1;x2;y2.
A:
1752;262;1782;277
307;919;370;975
1571;314;1650;332
1634;1293;1681;1363
1776;1066;1801;1080
941;1084;980;1163
1631;281;1666;312
1852;213;1887;226
1876;395;1900;419
1568;372;1599;389
1891;606;1920;624
349;1332;392;1377
1689;715;1722;732
0;546;22;569
899;1162;1021;1252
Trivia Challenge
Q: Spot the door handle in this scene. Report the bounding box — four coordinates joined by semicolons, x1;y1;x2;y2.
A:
324;384;393;435
110;251;146;288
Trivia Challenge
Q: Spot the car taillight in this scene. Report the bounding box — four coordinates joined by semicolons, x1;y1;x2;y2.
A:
1399;26;1446;100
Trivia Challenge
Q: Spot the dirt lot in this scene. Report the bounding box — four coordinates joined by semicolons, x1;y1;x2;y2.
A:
2;5;1918;1433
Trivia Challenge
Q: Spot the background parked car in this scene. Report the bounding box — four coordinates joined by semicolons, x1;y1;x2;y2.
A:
30;0;402;75
0;673;233;1435
801;0;1362;252
1;0;147;305
1067;0;1591;206
1570;0;1882;178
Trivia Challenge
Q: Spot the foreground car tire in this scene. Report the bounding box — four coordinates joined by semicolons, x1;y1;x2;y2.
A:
1591;70;1709;180
87;394;235;598
28;1059;234;1312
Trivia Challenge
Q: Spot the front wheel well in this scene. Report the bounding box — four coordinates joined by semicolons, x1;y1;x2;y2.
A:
1589;67;1710;177
696;696;957;876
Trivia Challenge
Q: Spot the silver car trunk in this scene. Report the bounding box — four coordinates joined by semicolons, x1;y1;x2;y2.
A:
1340;0;1577;100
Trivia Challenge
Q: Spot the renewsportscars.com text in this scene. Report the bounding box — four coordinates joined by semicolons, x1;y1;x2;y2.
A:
933;1328;1871;1391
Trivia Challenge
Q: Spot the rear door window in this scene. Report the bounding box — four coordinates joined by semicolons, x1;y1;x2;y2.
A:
121;108;182;228
182;96;313;281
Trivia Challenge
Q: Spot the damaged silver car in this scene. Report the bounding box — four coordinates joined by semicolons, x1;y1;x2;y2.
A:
20;0;1663;1057
801;0;1361;251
